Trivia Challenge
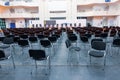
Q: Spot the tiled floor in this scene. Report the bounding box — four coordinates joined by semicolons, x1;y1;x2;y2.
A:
0;32;120;80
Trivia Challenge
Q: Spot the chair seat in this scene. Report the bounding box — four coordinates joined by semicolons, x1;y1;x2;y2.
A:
0;53;11;61
112;44;120;47
42;45;51;48
0;44;10;49
69;47;81;51
89;50;105;57
0;57;9;60
33;57;47;60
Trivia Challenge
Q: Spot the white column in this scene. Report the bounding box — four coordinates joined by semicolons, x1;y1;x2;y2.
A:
66;0;71;21
71;0;77;21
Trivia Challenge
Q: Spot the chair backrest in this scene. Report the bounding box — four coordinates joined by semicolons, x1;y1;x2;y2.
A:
100;32;108;38
48;36;57;43
0;50;5;58
7;35;14;38
91;41;106;50
91;39;103;44
18;40;29;46
40;40;51;47
52;34;60;39
29;36;37;42
85;33;92;38
3;37;14;44
13;37;20;43
20;34;28;39
0;37;5;42
68;35;77;42
65;39;71;48
80;36;88;42
37;34;44;39
29;49;46;60
113;38;120;46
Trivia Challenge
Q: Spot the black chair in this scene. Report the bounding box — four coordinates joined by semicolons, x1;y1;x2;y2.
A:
91;38;103;44
0;37;5;42
68;35;77;42
18;40;29;54
112;38;120;46
65;39;80;64
0;37;15;56
2;37;14;45
48;36;57;55
20;34;28;40
52;34;61;45
88;41;106;66
65;39;71;48
6;34;14;38
48;36;57;43
100;33;108;38
68;35;77;47
29;49;50;74
13;36;20;43
40;40;51;48
40;40;51;57
52;34;60;39
100;32;108;42
2;37;14;47
111;38;120;55
80;36;89;49
80;36;88;43
0;50;15;69
37;34;45;40
85;33;92;38
29;36;38;48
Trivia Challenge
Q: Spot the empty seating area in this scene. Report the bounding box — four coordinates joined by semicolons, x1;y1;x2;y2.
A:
0;26;120;80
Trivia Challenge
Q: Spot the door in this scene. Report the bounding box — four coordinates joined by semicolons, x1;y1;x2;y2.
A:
10;23;16;28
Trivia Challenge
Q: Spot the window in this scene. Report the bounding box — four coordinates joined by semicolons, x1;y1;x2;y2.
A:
50;11;66;13
31;18;39;20
50;17;66;20
77;17;87;19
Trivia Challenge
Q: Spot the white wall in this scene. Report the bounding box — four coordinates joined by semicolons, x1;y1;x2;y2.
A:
77;0;119;5
107;16;115;27
92;16;117;27
29;20;43;28
5;18;25;28
56;19;86;27
25;7;38;13
0;0;120;28
116;16;120;26
93;5;105;11
77;6;92;12
92;17;103;27
87;17;93;26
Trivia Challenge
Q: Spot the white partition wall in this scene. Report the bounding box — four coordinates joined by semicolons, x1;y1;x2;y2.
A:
0;0;120;28
5;18;25;28
56;19;86;27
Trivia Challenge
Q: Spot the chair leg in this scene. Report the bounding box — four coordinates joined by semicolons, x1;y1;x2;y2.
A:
53;44;55;56
22;47;24;55
12;45;16;55
11;54;16;69
11;45;16;69
89;55;91;65
35;60;37;69
104;56;106;66
48;56;51;70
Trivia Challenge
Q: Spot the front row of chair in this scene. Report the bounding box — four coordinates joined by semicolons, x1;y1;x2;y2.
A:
88;41;106;66
65;38;107;66
0;49;51;73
